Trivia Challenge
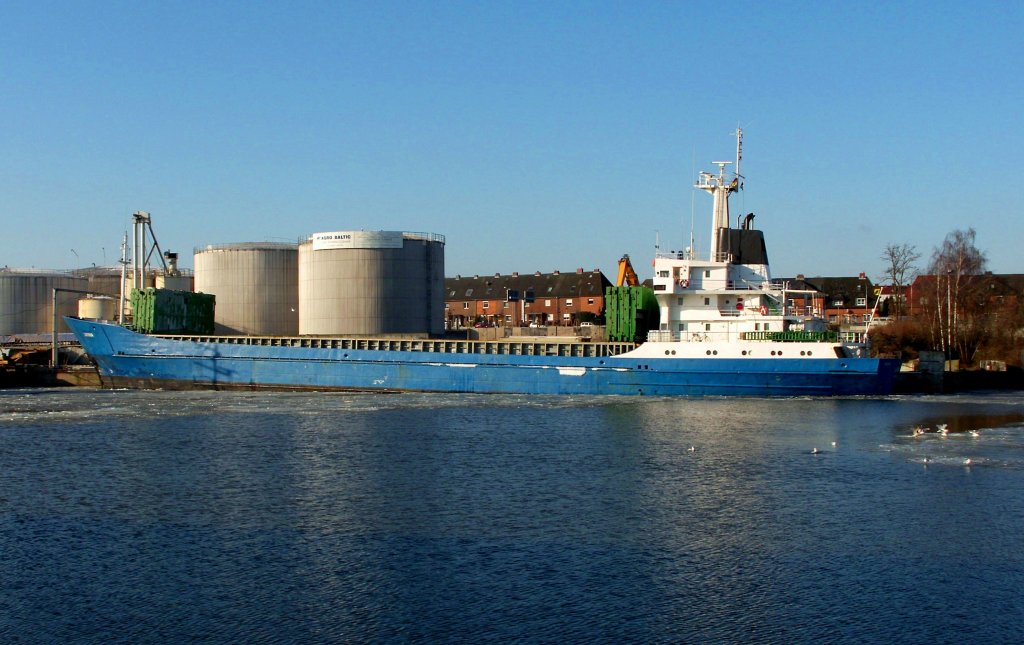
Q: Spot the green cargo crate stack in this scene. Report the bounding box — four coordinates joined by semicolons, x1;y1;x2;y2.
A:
130;288;215;334
604;286;659;343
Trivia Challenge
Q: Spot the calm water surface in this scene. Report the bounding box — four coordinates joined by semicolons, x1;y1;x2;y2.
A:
1;388;1023;643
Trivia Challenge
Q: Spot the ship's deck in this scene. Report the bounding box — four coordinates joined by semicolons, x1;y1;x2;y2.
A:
155;334;638;358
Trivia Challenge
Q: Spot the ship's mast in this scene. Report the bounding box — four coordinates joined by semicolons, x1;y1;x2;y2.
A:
696;128;743;260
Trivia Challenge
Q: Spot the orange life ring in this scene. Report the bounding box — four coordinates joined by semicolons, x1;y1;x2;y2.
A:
759;305;769;316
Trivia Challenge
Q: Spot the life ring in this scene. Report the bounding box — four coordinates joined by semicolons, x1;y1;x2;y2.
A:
735;301;744;311
677;278;689;288
759;305;769;316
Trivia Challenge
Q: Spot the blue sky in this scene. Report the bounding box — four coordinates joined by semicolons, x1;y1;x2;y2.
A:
2;1;1021;282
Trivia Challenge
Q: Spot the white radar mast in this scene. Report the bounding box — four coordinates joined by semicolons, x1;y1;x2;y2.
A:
696;127;743;260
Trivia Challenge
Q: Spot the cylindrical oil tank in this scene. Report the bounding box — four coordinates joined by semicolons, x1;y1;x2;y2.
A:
194;242;298;335
78;295;118;321
155;273;194;291
0;269;88;334
72;267;123;297
298;231;445;336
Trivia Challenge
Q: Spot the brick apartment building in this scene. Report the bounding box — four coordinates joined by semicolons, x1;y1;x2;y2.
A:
445;268;611;329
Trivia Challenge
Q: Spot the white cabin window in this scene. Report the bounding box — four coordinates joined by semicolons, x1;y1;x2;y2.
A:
678;323;687;332
677;298;684;306
832;299;843;306
483;302;489;309
704;297;710;306
705;323;711;331
704;270;711;278
658;270;670;278
856;297;867;306
587;298;594;305
863;314;872;322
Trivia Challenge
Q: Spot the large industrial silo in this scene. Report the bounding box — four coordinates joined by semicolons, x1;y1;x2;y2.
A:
194;242;298;336
72;266;123;298
298;231;445;336
0;269;88;334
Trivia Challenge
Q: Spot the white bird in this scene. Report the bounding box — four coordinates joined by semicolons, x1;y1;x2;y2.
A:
964;458;973;466
687;445;696;453
937;423;949;436
912;426;926;437
831;441;837;447
923;456;931;464
811;447;820;455
969;430;980;438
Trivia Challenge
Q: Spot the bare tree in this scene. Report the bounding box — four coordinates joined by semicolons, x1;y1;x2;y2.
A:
927;228;987;360
879;243;920;319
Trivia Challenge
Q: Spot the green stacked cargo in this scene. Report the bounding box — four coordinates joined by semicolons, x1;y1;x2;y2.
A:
604;286;659;342
130;288;215;334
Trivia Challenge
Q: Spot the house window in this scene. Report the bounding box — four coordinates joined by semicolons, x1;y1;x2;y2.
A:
462;302;469;310
465;288;473;297
832;299;843;307
483;302;489;309
587;298;594;305
863;314;872;322
565;299;573;307
545;299;552;306
856;297;866;306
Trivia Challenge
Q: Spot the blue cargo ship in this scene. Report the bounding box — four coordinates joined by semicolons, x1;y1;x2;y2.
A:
65;131;901;396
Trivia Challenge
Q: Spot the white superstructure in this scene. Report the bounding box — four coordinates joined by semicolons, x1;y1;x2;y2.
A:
623;130;863;361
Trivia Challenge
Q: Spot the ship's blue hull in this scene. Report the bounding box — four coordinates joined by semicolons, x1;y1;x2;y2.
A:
66;318;900;397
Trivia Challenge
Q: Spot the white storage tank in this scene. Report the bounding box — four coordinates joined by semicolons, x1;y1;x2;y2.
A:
0;269;88;334
194;242;298;336
298;230;445;336
78;295;118;321
72;266;123;297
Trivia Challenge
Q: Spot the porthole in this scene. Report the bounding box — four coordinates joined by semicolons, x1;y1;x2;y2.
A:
706;350;712;356
665;350;671;355
770;350;776;356
712;350;718;355
807;351;812;356
671;350;677;356
741;350;747;356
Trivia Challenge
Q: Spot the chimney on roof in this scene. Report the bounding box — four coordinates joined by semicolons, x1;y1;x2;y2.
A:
553;270;560;275
576;267;583;274
456;274;461;279
512;272;519;277
859;272;866;279
796;274;805;280
534;271;541;276
494;272;500;277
